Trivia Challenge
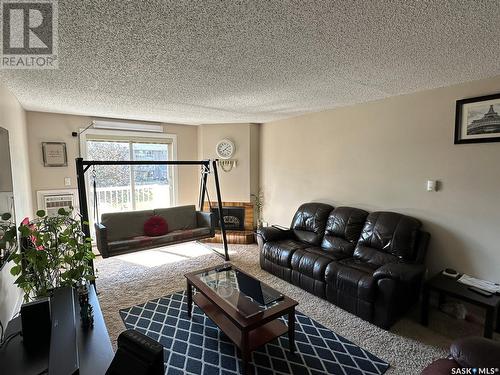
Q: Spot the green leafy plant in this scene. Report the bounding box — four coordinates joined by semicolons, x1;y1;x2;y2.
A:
9;208;95;302
0;212;17;267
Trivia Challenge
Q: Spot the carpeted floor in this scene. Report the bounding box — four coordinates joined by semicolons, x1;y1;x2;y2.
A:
94;242;494;374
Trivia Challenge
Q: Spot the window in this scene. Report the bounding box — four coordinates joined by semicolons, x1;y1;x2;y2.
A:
82;131;177;219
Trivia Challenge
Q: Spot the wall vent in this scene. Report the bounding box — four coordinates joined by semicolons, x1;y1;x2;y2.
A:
36;189;79;217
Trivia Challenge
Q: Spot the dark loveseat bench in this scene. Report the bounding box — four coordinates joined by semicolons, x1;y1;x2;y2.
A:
95;205;215;258
257;203;430;328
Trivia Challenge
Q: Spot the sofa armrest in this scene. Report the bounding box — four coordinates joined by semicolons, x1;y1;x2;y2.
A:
95;223;110;258
373;262;426;283
256;226;292;243
450;336;500;368
196;211;214;230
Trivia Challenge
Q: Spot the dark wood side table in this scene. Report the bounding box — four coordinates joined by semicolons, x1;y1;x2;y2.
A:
0;285;114;375
421;272;500;338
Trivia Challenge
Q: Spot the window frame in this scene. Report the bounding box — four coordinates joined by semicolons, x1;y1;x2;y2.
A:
80;128;179;209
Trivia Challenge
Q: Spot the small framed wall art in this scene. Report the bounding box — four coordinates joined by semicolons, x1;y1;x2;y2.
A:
42;142;68;167
455;93;500;144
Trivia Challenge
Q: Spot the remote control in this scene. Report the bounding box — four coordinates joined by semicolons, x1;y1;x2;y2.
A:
215;265;232;272
468;286;493;297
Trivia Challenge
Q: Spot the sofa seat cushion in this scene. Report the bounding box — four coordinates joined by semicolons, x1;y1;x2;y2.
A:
152;227;211;245
291;247;349;280
262;239;308;267
178;227;211;239
108;227;212;253
325;258;379;302
353;245;399;268
108;236;155;252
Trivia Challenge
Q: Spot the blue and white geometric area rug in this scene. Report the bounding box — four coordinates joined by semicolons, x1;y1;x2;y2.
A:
119;291;389;375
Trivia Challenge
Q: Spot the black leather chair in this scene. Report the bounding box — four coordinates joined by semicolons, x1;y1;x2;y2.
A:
421;336;500;374
257;203;430;329
106;329;164;375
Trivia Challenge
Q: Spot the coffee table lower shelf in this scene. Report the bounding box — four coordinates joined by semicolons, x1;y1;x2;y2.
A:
193;293;288;352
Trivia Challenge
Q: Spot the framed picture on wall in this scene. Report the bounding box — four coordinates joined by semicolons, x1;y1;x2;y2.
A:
455;93;500;144
42;142;68;167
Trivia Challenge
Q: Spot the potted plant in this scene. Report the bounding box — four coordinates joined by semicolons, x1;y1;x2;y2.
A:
9;208;96;302
251;189;264;228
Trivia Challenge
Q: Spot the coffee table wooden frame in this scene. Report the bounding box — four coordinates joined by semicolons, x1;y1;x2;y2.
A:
185;265;298;374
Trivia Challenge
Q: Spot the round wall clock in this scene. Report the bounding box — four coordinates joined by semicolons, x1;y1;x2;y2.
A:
215;138;235;159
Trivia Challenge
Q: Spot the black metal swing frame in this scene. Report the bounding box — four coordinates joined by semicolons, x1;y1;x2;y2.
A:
75;157;229;263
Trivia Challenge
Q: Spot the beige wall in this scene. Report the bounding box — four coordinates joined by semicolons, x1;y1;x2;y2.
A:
168;123;200;205
26;112;199;210
27;112;89;206
0;84;33;324
260;75;500;282
249;124;260;198
198;123;259;203
0;128;13;192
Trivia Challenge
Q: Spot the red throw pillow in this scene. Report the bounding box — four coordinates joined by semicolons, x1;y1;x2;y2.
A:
144;216;168;237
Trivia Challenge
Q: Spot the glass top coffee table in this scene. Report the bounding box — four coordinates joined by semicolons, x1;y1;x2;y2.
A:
185;264;298;374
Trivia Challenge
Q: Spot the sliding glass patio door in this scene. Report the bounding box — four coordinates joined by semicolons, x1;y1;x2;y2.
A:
132;142;171;210
86;138;174;217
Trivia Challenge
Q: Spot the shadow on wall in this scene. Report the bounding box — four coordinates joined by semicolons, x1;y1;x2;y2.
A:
309;199;474;278
422;220;475;277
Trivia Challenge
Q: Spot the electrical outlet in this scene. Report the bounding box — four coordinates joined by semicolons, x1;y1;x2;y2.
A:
64;177;71;186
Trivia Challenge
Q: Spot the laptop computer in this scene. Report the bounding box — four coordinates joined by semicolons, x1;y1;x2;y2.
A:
235;270;283;305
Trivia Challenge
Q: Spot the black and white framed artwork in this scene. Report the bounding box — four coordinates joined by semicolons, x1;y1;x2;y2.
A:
455;93;500;144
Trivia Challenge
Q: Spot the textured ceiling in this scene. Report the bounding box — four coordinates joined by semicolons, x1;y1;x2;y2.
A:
1;1;500;125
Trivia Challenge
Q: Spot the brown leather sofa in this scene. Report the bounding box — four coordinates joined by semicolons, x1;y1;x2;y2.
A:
257;202;430;328
421;336;500;374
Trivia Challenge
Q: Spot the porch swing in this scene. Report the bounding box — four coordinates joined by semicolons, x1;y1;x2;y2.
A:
75;158;229;261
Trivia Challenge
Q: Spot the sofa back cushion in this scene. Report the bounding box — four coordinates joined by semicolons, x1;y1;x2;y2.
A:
102;210;154;242
321;207;368;255
154;205;197;232
354;211;421;265
290;202;333;246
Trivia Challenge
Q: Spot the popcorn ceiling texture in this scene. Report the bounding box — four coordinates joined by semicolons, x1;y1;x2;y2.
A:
1;1;500;124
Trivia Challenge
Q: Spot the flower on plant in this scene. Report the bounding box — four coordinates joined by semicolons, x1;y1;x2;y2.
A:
20;217;44;250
